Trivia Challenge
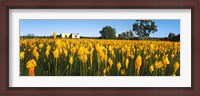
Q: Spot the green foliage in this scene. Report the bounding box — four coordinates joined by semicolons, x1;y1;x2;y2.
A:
99;26;116;39
133;20;158;39
168;33;176;38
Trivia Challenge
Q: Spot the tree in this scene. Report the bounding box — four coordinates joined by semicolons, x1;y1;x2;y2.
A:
122;32;128;39
168;32;176;38
119;30;134;40
127;30;134;39
129;30;134;39
118;34;123;39
99;26;116;39
26;33;35;38
133;20;158;39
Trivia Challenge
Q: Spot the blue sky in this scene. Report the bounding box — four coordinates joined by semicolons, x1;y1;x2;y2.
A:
20;19;180;37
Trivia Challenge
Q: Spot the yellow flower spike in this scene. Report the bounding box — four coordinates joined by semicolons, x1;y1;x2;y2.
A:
103;69;107;76
139;46;143;50
134;54;142;76
39;43;44;49
63;49;68;57
46;45;51;51
120;69;126;76
162;55;170;65
173;62;180;74
108;45;113;52
59;48;63;54
149;43;154;52
116;62;121;72
111;50;115;57
121;47;125;54
20;52;25;60
155;60;163;69
32;49;39;61
55;39;62;48
26;59;37;76
125;58;129;70
70;46;76;56
108;58;113;68
171;73;176;76
148;55;151;59
78;46;88;63
90;55;93;66
83;54;88;63
154;54;158;60
143;51;147;55
69;56;73;65
149;65;154;73
45;50;49;58
130;53;134;59
171;53;175;60
145;55;149;60
106;67;110;72
28;67;35;76
53;48;59;59
154;61;159;69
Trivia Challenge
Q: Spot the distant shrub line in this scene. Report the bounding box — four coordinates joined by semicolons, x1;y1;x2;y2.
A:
20;35;180;42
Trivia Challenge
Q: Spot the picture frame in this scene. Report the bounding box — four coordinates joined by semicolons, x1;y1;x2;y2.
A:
0;0;199;96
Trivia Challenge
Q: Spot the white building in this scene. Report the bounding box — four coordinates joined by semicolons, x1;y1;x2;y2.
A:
61;32;71;38
116;34;119;38
71;33;80;39
60;32;80;39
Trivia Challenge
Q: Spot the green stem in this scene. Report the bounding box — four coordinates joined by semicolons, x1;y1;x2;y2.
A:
70;64;72;76
55;58;57;76
48;62;50;75
58;58;60;76
80;61;82;76
85;63;87;76
98;58;100;76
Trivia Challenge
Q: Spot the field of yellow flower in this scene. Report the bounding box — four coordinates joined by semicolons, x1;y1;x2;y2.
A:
20;38;180;76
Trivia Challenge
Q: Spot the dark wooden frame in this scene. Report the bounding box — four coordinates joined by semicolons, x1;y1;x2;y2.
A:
0;0;199;96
